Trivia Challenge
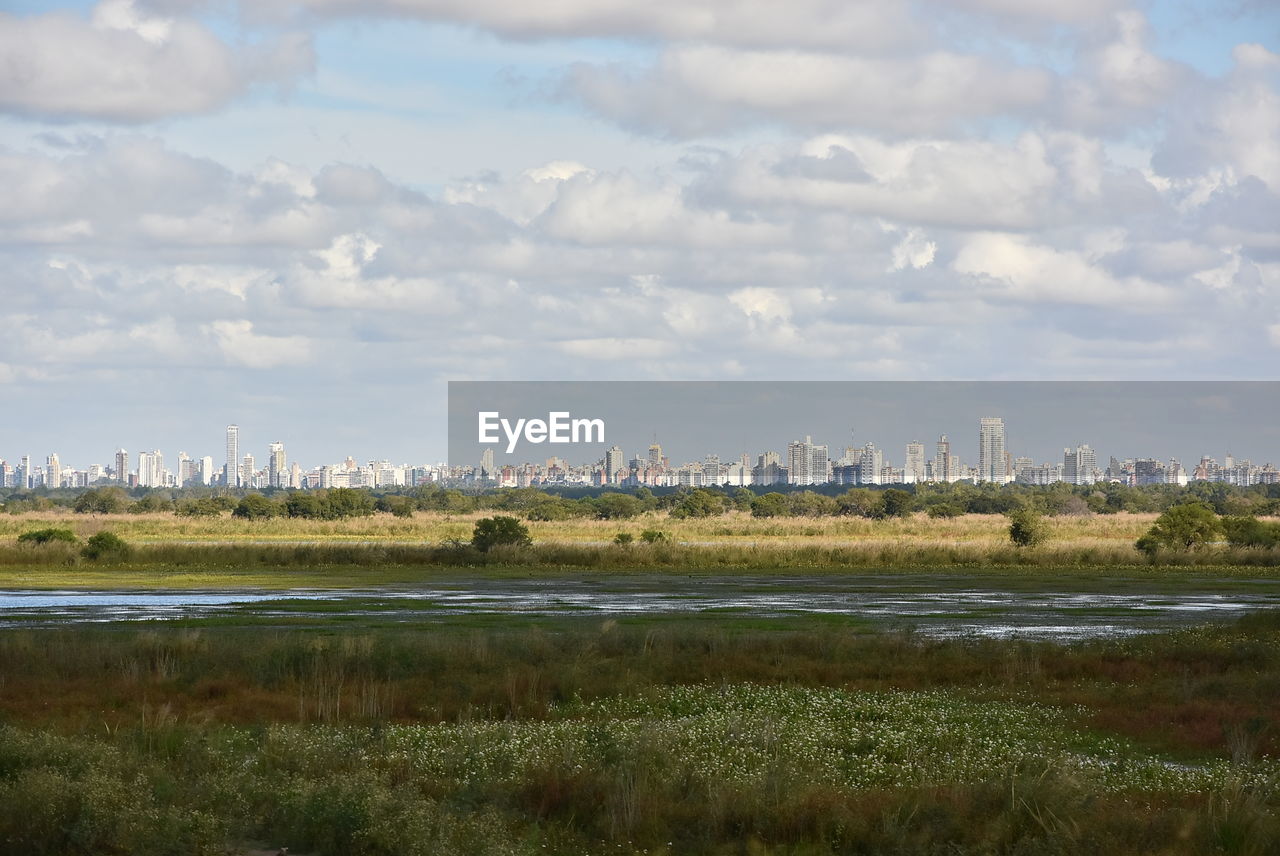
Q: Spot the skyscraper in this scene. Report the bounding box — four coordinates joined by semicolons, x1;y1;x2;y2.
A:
858;442;883;485
978;417;1007;484
225;424;239;488
604;445;625;483
46;453;61;490
479;448;495;480
934;435;952;482
1063;444;1098;486
115;449;128;483
787;436;829;485
904;442;926;483
269;442;286;488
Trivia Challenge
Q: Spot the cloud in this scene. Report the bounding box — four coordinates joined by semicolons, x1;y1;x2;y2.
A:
952;232;1174;307
0;0;313;122
204;320;313;367
563;45;1053;137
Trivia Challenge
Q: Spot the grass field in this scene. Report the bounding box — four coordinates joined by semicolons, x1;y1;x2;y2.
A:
0;615;1278;854
0;508;1161;547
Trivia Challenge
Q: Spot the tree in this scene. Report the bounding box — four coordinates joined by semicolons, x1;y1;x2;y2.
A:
837;488;882;518
750;493;789;518
640;529;670;544
786;491;838;517
1136;501;1222;555
233;493;279;521
1008;509;1048;547
471;516;531;552
594;493;643;520
1221;516;1280;548
879;489;915;519
73;487;129;515
669;489;727;519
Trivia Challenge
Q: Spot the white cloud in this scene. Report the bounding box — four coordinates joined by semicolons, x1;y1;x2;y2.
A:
952;232;1174;307
557;337;678;360
204;320;312;367
564;45;1052;136
0;1;313;122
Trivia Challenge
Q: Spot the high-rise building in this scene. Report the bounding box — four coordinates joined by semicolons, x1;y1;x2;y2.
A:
1063;444;1098;486
479;448;495;480
179;453;199;487
269;442;286;488
904;442;926;484
787;436;829;485
137;450;163;488
242;454;256;488
604;445;625;483
978;417;1007;484
46;453;61;490
290;462;302;489
934;436;952;482
115;449;129;484
648;442;663;469
225;424;239;488
702;454;721;486
752;451;786;485
199;456;214;486
858;442;883;485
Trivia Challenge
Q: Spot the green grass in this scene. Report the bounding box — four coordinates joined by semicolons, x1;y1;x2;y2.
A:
1;615;1279;854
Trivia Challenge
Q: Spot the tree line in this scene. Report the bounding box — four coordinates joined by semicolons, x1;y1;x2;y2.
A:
2;481;1278;521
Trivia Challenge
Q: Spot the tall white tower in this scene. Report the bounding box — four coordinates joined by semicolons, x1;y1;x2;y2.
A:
225;424;239;488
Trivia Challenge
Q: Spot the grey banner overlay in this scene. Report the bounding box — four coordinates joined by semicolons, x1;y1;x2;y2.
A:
447;381;1279;470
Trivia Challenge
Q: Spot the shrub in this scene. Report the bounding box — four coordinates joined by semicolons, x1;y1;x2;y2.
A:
1136;501;1222;556
1221;516;1280;548
639;530;670;544
926;503;963;519
82;531;129;561
1007;509;1048;547
16;528;78;546
471;516;531;552
613;532;634;546
232;494;280;521
750;493;789;518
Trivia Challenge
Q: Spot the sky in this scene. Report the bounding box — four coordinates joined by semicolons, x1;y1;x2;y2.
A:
1;0;1278;468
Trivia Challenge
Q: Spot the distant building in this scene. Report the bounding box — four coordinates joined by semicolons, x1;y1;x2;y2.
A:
978;417;1006;484
904;442;926;484
225;425;239;488
1063;444;1098;486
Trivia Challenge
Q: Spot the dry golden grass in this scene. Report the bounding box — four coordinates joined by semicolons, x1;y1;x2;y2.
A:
0;509;1160;549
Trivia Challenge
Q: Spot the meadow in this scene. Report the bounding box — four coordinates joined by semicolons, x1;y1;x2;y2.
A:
1;615;1279;854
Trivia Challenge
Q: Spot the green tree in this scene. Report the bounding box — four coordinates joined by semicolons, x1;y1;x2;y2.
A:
750;493;789;518
176;497;225;518
1136;501;1222;555
128;493;173;514
879;489;915;519
471;516;532;552
639;529;670;544
1221;516;1280;548
669;489;727;519
594;492;643;520
1007;509;1049;547
232;493;279;521
326;488;376;519
787;491;838;517
73;487;129;515
837;488;882;518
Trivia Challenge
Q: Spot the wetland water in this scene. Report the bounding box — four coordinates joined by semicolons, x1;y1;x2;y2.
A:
3;575;1280;639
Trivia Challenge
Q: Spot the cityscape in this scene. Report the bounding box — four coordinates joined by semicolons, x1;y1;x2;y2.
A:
4;417;1277;493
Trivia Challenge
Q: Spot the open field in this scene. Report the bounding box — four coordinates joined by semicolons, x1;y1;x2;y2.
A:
0;508;1162;547
0;614;1278;854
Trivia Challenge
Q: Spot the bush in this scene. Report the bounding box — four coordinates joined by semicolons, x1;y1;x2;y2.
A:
639;530;670;544
1221;516;1280;548
81;531;129;561
471;516;531;552
232;493;280;521
1136;501;1222;556
1007;509;1048;547
16;528;78;546
926;503;963;519
750;493;789;518
613;532;634;546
